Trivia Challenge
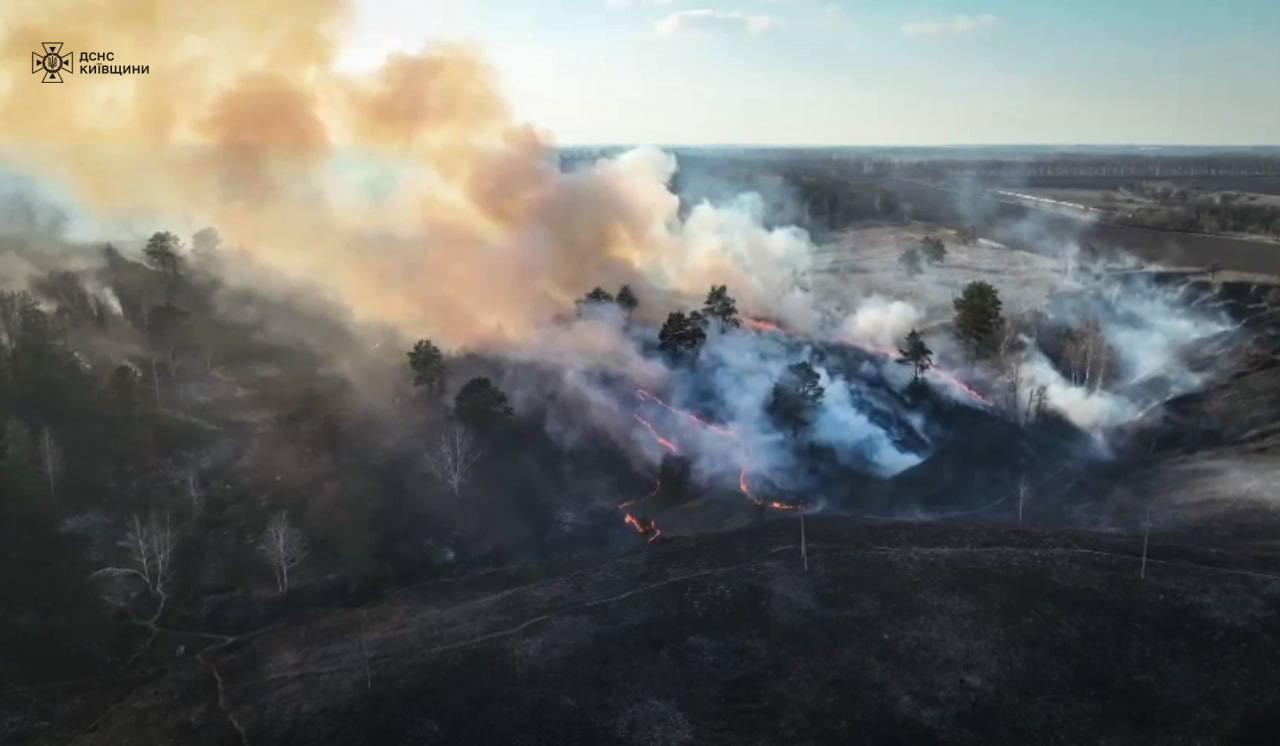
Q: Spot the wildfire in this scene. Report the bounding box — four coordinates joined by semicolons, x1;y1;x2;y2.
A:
623;512;662;542
930;368;990;404
743;317;782;333
636;388;737;437
633;414;679;454
621;332;987;542
615;320;989;543
624;391;803;532
850;340;990;405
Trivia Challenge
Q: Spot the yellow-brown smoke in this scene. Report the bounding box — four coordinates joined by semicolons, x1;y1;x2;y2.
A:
0;0;807;348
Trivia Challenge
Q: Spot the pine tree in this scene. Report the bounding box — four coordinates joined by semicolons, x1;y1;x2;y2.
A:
767;361;824;433
920;235;947;264
953;281;1005;359
898;329;933;380
454;377;513;431
579;287;614;306
702;285;740;329
407;339;446;395
658;311;707;357
615;285;639;314
899;247;924;277
144;231;182;278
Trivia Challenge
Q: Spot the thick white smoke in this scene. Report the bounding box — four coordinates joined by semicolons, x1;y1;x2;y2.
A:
486;148;1235;503
838;296;924;350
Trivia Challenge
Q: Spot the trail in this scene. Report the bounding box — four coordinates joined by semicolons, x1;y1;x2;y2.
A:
205;657;250;746
194;624;287;746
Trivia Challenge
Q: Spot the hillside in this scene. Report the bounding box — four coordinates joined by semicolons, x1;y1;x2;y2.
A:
42;518;1280;746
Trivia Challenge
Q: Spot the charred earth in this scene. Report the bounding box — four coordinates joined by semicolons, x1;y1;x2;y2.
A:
45;518;1280;746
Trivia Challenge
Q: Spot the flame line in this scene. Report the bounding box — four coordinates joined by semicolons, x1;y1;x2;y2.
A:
633;414;679;454
633;386;803;513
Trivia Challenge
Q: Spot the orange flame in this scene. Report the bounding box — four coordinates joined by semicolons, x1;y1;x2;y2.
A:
623;512;662;542
622;385;811;542
636;388;737;437
743;317;782;333
633;414;679;454
634;386;803;513
850;340;990;405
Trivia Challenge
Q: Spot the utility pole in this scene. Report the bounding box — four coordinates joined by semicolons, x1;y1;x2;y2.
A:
1140;507;1151;581
359;609;372;691
800;512;808;572
152;356;162;409
1017;475;1029;527
41;426;57;503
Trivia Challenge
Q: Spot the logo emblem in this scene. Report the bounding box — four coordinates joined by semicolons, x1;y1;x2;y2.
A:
31;42;73;83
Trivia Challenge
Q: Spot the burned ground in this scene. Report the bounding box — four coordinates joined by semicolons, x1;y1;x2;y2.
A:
41;519;1280;746
7;152;1280;745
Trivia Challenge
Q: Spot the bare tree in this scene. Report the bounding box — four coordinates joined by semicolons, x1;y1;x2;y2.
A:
258;510;309;596
91;512;175;626
185;470;202;513
426;423;483;496
1016;474;1031;526
1065;318;1110;392
1023;384;1048;424
997;327;1049;426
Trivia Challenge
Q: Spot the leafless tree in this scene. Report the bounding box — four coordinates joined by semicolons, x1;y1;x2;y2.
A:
185;470;202;513
258;510;309;596
1065;318;1110;392
91;512;175;626
1023;384;1048;424
996;330;1025;416
1016;474;1031;526
426;422;483;496
997;328;1049;426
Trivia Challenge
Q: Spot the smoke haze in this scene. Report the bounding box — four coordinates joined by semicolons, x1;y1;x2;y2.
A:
0;0;1239;507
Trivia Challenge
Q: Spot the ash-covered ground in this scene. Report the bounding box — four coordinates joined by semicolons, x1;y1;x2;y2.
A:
15;218;1280;746
56;520;1280;746
5;145;1280;745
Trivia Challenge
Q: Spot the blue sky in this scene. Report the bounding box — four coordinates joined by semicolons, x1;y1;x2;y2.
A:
342;0;1280;146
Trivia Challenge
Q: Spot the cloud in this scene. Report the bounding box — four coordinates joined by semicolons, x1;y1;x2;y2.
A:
901;13;997;37
655;9;781;35
608;0;675;7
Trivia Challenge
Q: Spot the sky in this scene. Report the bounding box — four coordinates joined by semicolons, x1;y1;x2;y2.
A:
339;0;1280;146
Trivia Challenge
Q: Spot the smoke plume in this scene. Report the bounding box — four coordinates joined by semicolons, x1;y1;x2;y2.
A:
0;2;819;352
